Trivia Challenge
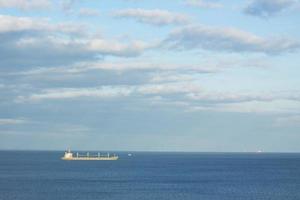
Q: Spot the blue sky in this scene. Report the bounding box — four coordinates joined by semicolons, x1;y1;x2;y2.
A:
0;0;300;152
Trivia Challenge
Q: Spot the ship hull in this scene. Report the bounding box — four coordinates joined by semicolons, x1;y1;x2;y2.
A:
61;157;118;161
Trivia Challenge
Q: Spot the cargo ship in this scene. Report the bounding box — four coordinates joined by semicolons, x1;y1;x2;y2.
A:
61;149;118;160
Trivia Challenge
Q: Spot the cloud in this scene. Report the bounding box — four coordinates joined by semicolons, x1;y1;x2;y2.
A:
0;15;51;33
10;55;269;77
61;0;77;13
149;72;197;83
244;0;297;17
87;39;149;56
184;0;223;8
13;77;300;115
13;60;218;76
186;91;300;103
0;15;85;35
16;79;300;103
0;15;150;68
16;82;202;102
188;100;300;114
185;90;300;114
0;118;28;125
137;82;202;95
162;25;300;54
1;36;96;68
19;86;133;101
113;8;190;26
20;86;118;101
78;8;100;17
0;0;51;10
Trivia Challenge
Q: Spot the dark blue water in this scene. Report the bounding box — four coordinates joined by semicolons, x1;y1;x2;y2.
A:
0;151;300;200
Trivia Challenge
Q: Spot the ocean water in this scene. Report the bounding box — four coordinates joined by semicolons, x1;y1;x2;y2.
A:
0;151;300;200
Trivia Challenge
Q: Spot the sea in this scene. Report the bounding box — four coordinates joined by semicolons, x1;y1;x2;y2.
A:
0;151;300;200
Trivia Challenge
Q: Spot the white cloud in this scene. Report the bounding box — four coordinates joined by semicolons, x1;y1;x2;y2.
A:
11;55;270;78
0;15;151;68
0;118;28;125
113;8;190;26
86;39;150;56
12;35;149;58
186;92;274;103
188;100;300;114
163;25;300;54
186;90;300;103
0;0;51;10
149;96;190;107
183;87;300;114
80;61;217;73
0;15;49;33
17;82;202;102
185;0;223;8
14;80;300;115
14;60;219;76
18;81;300;103
149;72;196;83
137;82;202;95
21;86;133;101
0;15;84;34
244;0;298;17
214;100;300;114
78;8;100;17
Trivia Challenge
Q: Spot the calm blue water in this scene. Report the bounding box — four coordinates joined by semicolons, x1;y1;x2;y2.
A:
0;151;300;200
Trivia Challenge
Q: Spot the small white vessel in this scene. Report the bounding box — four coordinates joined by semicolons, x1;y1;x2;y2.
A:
61;149;118;160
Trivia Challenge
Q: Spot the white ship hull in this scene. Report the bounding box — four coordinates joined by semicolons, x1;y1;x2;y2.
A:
61;149;118;161
61;156;118;161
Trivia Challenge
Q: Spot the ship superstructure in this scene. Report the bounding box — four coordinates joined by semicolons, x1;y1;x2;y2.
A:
61;149;118;160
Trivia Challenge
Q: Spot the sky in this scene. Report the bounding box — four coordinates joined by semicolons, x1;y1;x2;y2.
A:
0;0;300;152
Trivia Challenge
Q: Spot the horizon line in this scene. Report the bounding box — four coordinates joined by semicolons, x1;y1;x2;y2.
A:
0;149;299;154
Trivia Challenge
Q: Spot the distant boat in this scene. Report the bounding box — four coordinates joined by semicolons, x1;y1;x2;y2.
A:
128;153;132;157
61;149;118;160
